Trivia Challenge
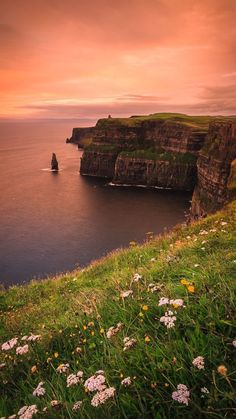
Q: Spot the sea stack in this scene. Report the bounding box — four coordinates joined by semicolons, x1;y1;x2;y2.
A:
51;153;59;171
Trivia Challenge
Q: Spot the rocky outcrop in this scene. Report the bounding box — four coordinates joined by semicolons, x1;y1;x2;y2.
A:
113;155;196;190
51;153;59;171
190;121;236;218
66;127;95;148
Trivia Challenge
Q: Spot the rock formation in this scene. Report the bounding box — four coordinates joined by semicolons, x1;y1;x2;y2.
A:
51;153;59;171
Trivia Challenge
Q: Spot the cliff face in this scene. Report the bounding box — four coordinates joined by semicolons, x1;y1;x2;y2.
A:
113;156;196;190
190;121;236;217
66;127;95;148
80;150;118;178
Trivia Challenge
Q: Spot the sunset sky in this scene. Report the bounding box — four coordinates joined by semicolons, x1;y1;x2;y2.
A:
1;0;236;120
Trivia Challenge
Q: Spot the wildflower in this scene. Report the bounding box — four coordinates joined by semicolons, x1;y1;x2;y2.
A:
160;311;176;329
158;297;169;306
1;337;18;351
100;328;105;334
16;344;29;355
121;377;131;386
91;387;116;407
75;346;82;353
133;273;142;282
150;258;156;262
106;322;123;339
18;405;38;419
120;290;133;298
194;264;199;267
123;337;137;351
144;336;151;343
54;352;59;358
192;356;205;370
221;221;227;226
56;363;70;374
232;340;236;348
83;325;87;330
47;357;52;363
170;299;184;308
72;401;82;411
201;387;209;394
172;356;177;364
31;365;37;374
21;334;41;342
217;365;227;376
33;382;46;397
88;321;95;327
187;285;195;293
172;384;190;406
0;363;6;370
50;400;61;408
67;371;84;387
84;372;106;392
139;311;144;317
142;305;149;311
8;415;17;419
180;279;190;285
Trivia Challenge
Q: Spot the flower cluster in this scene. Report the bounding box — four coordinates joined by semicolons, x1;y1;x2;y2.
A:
21;334;41;342
133;273;142;282
158;297;184;308
160;310;177;329
32;382;45;397
106;322;123;339
91;387;116;407
192;356;205;370
1;337;18;351
121;377;131;386
84;371;106;392
16;344;29;355
172;384;190;406
72;401;82;411
18;405;38;419
123;337;137;351
56;363;70;374
67;371;84;387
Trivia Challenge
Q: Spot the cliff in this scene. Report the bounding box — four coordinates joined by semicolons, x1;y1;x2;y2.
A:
190;121;236;217
66;127;95;148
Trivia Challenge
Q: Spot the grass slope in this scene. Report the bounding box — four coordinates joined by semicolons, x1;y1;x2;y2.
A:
0;202;236;418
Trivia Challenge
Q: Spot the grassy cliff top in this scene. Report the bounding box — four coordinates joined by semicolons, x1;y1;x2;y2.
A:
96;113;236;131
0;202;236;417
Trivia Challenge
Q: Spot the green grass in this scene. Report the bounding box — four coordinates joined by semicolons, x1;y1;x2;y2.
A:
96;113;236;131
84;144;120;153
119;149;197;164
0;202;236;418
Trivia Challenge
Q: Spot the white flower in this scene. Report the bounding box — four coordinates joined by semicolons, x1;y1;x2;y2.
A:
1;337;18;351
133;273;142;282
192;356;205;370
232;340;236;347
120;290;133;298
18;405;38;419
33;382;45;397
169;299;184;308
121;377;131;386
160;311;176;329
221;221;227;226
50;400;61;408
172;384;190;406
91;387;115;407
72;401;82;411
16;344;29;355
201;387;209;394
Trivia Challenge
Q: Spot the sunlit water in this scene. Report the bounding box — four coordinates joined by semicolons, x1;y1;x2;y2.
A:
0;120;191;286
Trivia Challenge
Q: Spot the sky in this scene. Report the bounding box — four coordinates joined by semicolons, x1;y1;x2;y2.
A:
1;0;236;121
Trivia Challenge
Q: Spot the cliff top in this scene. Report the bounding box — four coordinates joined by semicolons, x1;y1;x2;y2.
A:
96;113;236;131
1;201;236;417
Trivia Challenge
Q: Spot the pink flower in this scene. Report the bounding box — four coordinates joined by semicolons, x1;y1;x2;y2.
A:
172;384;190;406
84;372;106;392
16;344;29;355
120;290;133;298
33;382;45;397
160;311;176;329
192;356;205;370
56;363;70;374
121;377;131;386
1;337;18;351
123;337;137;351
18;405;38;419
67;371;83;387
158;297;169;306
91;387;115;407
106;322;123;339
72;401;82;411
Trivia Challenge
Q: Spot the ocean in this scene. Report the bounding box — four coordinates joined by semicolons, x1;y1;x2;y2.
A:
0;119;191;286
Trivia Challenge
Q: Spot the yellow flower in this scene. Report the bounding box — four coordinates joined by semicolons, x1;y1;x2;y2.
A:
47;357;52;363
180;279;190;285
59;330;63;334
31;365;37;373
172;304;179;309
120;373;124;378
100;328;105;334
83;325;87;330
187;285;195;293
142;305;149;311
83;339;87;343
139;312;144;317
144;336;151;343
217;365;227;376
90;331;95;336
54;352;59;358
164;383;169;387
